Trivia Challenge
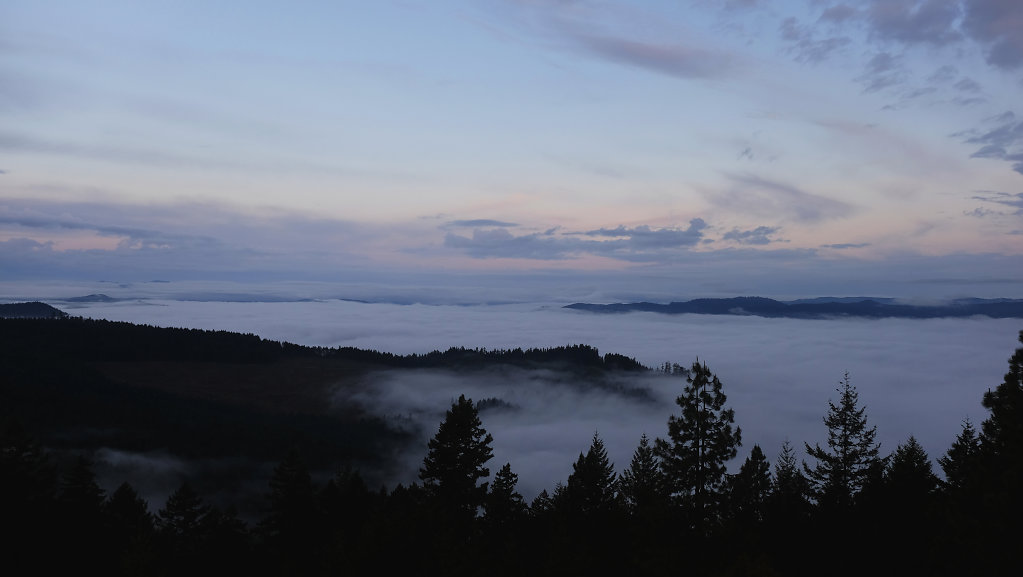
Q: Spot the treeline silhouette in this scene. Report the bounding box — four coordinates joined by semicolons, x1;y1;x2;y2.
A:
2;315;1021;576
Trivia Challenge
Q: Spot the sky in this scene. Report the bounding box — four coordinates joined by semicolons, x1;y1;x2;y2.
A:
2;0;1023;297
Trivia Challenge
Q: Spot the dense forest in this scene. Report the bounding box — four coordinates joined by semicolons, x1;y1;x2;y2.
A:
2;308;1021;576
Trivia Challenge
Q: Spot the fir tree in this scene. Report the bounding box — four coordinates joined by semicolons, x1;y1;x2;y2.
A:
261;449;321;574
485;463;527;526
563;432;618;517
769;440;811;523
727;444;772;524
419;394;494;518
938;418;980;492
885;435;937;500
803;372;882;510
979;329;1023;485
654;360;742;531
619;433;666;517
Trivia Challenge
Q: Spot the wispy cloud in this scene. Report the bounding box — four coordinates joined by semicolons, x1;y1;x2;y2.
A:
821;242;871;249
779;17;852;64
572;33;735;79
485;1;739;80
708;173;856;223
856;51;909;93
972;190;1023;215
445;219;519;228
958;111;1023;174
443;219;710;261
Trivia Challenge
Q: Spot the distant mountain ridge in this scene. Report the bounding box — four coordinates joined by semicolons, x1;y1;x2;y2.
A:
564;296;1023;319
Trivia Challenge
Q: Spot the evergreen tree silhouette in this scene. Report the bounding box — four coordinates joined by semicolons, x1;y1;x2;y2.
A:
105;482;158;577
563;432;618;517
0;423;57;576
727;444;772;525
654;360;742;533
619;433;667;518
485;462;527;526
157;481;213;572
419;394;494;519
770;439;811;525
803;372;882;511
56;455;109;572
973;330;1023;573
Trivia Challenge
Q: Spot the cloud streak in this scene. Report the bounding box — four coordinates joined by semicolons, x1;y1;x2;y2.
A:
572;33;735;79
443;219;709;261
959;111;1023;174
708;173;856;223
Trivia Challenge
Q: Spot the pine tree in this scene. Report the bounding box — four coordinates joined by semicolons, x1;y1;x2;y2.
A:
57;455;109;571
769;440;811;523
885;435;937;500
419;394;494;518
158;481;213;570
727;444;772;524
105;482;158;577
563;432;618;517
972;330;1023;574
979;329;1023;485
938;418;980;492
619;433;667;517
261;449;320;573
803;372;881;510
654;360;742;531
485;463;527;526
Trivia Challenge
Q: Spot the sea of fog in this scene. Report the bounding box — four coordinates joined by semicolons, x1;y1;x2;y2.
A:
5;280;1022;500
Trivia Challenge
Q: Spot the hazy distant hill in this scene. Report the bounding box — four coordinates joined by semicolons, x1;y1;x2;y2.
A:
565;296;1023;319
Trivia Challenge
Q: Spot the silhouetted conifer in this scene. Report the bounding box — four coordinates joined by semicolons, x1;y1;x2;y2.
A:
260;449;321;575
0;423;57;576
619;433;667;517
419;394;494;519
485;462;527;525
105;482;158;577
803;372;882;511
157;482;213;573
727;444;771;525
655;360;741;533
938;418;981;492
563;432;618;517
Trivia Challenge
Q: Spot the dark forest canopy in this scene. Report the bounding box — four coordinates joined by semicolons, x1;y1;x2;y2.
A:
0;301;68;319
0;313;646;370
0;314;647;494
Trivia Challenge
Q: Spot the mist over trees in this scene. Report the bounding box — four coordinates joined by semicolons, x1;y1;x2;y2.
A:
2;316;1022;575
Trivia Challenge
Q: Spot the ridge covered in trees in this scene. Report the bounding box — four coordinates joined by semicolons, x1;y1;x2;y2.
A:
3;312;1022;575
565;295;1023;318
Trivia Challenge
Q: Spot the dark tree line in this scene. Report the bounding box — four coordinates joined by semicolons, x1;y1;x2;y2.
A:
3;331;1023;575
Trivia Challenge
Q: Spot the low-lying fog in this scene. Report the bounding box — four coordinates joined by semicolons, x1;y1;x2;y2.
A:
17;282;1023;501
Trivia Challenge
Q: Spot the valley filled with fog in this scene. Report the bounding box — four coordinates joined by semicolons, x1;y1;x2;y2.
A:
22;281;1020;501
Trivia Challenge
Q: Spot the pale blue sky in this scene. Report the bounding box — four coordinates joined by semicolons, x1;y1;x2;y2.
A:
2;1;1022;296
